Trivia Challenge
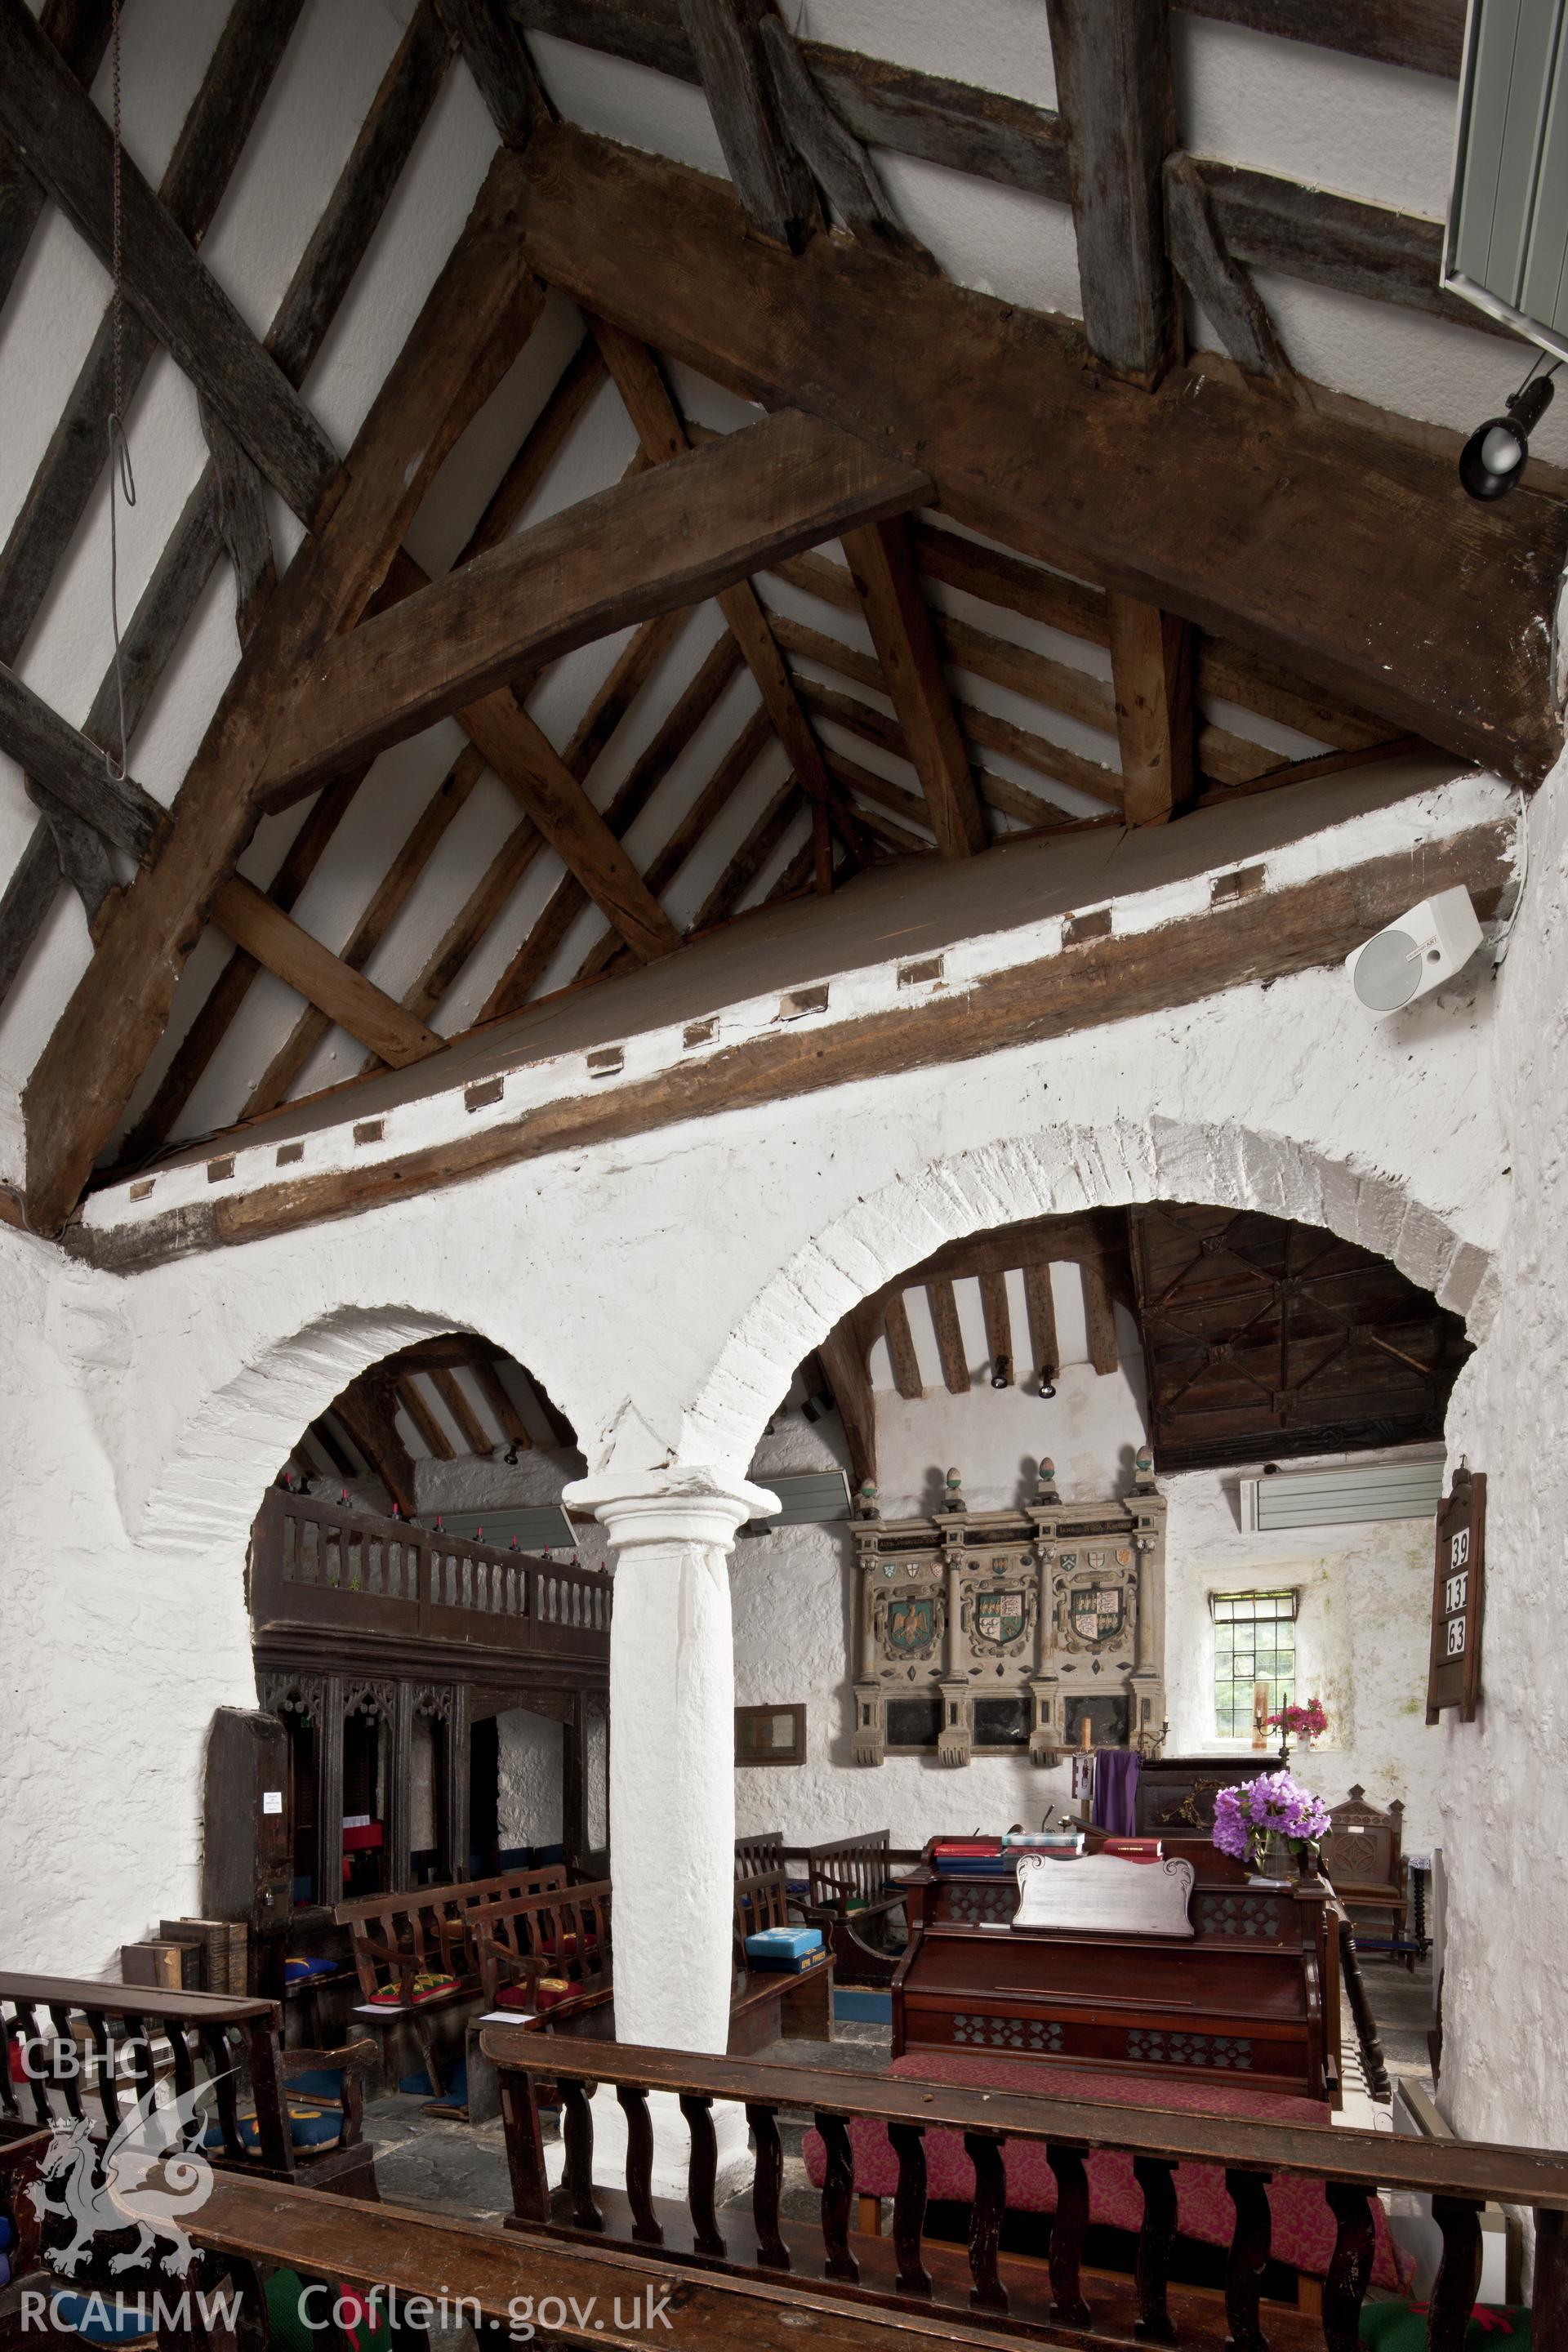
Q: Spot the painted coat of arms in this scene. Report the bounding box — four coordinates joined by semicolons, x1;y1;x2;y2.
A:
885;1595;937;1654
973;1588;1027;1649
1067;1581;1126;1646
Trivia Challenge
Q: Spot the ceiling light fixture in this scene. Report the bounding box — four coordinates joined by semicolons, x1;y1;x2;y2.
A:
1459;359;1558;500
1039;1365;1057;1400
991;1355;1010;1389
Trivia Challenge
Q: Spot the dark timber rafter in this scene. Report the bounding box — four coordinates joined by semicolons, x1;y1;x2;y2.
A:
677;0;819;252
1043;0;1196;824
434;0;550;149
0;0;341;527
255;410;929;805
516;124;1566;779
0;0;452;1015
508;0;1504;348
592;318;865;891
0;0;307;960
839;519;987;858
0;0;305;673
1044;0;1180;390
23;154;542;1236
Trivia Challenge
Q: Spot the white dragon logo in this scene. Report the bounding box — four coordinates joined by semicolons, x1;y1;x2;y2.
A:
29;2079;219;2278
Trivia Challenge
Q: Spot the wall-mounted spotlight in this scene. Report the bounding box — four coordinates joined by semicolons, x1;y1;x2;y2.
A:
991;1354;1011;1389
1459;363;1557;500
1039;1365;1058;1400
503;1441;520;1466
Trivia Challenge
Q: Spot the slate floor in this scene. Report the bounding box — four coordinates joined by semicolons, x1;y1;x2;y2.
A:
359;1962;1432;2226
359;2020;893;2223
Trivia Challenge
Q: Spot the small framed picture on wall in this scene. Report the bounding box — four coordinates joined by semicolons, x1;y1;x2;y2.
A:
736;1704;807;1766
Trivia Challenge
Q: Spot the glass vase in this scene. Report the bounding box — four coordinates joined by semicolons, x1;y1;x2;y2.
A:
1249;1829;1294;1881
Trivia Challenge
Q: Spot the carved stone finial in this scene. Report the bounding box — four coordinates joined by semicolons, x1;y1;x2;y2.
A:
943;1466;964;1512
1134;1445;1156;1490
857;1479;880;1519
1036;1455;1059;1501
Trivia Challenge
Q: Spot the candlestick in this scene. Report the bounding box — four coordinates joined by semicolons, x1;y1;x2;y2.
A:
1252;1677;1270;1749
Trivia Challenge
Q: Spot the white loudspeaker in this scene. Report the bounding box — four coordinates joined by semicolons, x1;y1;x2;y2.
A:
1345;886;1483;1013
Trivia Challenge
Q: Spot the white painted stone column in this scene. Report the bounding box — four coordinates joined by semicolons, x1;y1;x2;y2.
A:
563;1463;778;2194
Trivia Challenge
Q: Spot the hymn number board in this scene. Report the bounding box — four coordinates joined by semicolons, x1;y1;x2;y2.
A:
1426;1466;1485;1724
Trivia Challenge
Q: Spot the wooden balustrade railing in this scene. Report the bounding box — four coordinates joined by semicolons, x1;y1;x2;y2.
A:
0;1974;375;2198
250;1486;610;1660
483;2032;1568;2352
162;2167;1049;2352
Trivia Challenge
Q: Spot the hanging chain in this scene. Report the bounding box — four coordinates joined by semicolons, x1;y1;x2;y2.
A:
105;0;136;784
111;0;122;425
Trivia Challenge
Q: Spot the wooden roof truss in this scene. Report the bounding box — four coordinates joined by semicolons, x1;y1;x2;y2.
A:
0;0;1555;1236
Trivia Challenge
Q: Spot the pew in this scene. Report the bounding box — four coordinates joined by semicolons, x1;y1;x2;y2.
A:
729;1871;833;2054
483;2029;1568;2352
334;1863;568;2097
466;1872;832;2060
473;1882;613;2015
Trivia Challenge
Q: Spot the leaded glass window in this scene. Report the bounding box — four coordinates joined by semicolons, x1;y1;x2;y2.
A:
1210;1589;1298;1738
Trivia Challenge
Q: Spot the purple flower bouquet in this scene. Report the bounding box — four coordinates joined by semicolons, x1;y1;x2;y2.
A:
1213;1770;1333;1878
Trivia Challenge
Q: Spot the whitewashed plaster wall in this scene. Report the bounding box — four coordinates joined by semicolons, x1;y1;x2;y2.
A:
732;1392;1446;1851
1160;1453;1446;1848
0;782;1524;1991
496;1709;564;1852
1439;758;1568;2154
0;1224;259;1971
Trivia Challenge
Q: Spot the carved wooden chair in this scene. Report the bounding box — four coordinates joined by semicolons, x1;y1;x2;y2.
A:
1320;1784;1409;1963
803;1831;914;1986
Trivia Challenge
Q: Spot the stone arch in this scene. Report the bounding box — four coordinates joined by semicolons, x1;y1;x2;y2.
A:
679;1116;1492;1474
138;1303;486;1559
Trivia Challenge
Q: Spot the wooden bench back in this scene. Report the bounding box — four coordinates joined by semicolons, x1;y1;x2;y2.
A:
472;1881;612;2008
735;1829;786;1878
1321;1784;1404;1895
733;1868;792;1962
807;1829;895;1912
335;1865;568;2002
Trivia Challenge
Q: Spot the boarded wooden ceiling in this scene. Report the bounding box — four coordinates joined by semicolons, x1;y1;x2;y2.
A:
1127;1200;1468;1472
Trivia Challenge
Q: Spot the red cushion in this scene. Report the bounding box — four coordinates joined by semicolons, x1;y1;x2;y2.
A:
802;2053;1411;2291
494;1983;535;2011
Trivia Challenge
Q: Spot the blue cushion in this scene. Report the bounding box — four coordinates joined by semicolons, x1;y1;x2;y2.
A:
203;2091;343;2151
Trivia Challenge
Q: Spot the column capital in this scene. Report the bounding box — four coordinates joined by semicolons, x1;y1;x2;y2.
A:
564;1464;780;1551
